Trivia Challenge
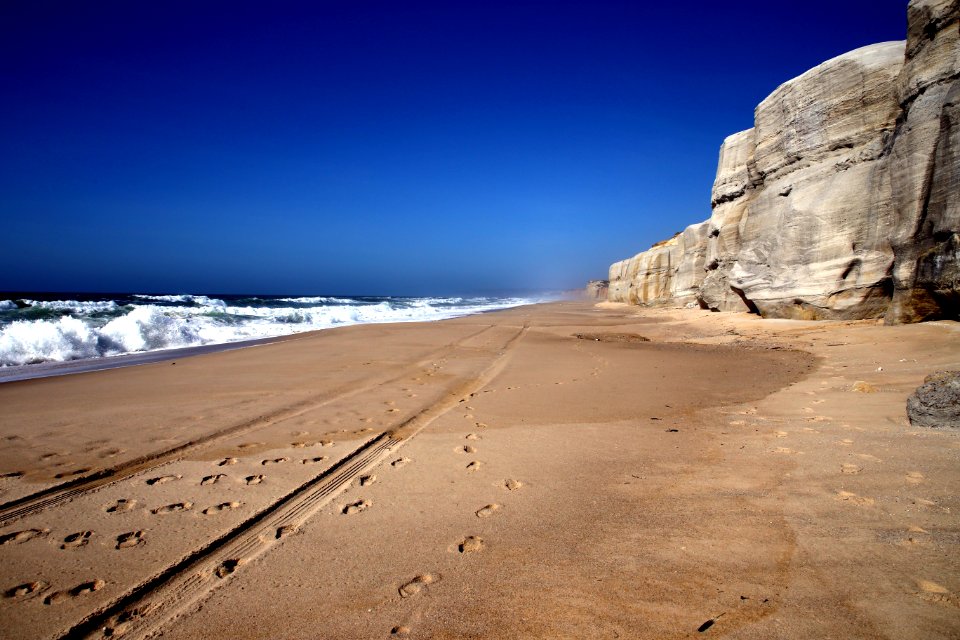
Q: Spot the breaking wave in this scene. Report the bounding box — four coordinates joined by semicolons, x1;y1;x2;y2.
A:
0;293;544;366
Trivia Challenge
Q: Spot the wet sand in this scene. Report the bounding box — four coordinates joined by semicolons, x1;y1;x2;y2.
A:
0;302;957;639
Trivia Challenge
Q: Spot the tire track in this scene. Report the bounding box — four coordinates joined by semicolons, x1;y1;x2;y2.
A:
0;324;498;528
60;324;528;640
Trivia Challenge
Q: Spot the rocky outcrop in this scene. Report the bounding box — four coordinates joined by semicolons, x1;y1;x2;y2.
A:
608;222;709;307
584;280;609;299
608;0;959;323
886;0;960;322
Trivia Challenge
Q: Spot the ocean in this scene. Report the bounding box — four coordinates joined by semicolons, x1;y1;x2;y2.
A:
0;292;548;367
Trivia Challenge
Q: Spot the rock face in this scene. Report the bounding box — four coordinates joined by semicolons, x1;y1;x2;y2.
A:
907;370;960;428
584;280;609;299
608;0;959;323
608;222;709;307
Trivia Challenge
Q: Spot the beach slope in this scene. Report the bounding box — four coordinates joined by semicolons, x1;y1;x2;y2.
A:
0;302;957;639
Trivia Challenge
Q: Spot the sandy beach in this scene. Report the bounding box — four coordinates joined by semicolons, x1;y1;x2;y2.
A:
0;301;958;639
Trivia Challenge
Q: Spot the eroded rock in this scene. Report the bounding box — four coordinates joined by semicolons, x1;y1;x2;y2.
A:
607;0;958;324
907;371;960;428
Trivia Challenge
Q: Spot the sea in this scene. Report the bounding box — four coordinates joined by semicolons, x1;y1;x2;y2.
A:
0;292;550;368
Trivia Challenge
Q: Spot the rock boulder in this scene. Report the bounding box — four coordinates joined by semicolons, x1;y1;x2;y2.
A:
907;370;960;428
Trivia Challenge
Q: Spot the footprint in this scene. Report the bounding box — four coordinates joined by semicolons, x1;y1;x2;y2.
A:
291;442;309;448
391;457;411;468
359;475;376;486
475;504;501;518
43;590;71;605
301;456;328;465
4;581;48;599
201;474;226;485
503;479;523;491
215;559;243;578
917;579;950;594
342;499;371;515
398;574;437;598
466;461;481;472
475;422;488;429
276;525;296;539
465;433;480;441
458;536;484;554
841;464;863;475
44;580;105;604
460;446;477;454
906;471;925;484
837;439;854;446
0;471;24;479
61;531;93;549
152;502;192;514
203;502;241;515
219;458;238;466
915;579;960;607
261;458;289;466
245;475;265;485
116;531;144;549
318;440;334;447
775;431;788;438
391;625;411;636
0;528;49;545
836;491;874;506
106;499;137;513
54;467;91;479
773;447;795;454
146;474;181;486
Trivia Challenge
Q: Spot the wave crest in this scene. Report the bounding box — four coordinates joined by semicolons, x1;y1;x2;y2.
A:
0;295;543;366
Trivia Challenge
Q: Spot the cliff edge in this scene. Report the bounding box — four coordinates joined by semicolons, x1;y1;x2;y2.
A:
608;0;958;323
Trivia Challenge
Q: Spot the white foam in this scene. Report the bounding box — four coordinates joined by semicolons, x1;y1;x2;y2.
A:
0;300;17;311
0;316;101;365
0;296;544;366
133;294;226;307
276;296;351;304
23;299;119;312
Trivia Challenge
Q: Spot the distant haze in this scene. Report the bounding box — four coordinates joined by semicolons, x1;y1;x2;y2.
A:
1;1;906;295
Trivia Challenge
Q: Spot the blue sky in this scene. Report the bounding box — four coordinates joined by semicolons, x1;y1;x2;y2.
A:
1;1;907;296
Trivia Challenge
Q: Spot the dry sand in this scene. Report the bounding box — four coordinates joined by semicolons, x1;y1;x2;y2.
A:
0;301;957;639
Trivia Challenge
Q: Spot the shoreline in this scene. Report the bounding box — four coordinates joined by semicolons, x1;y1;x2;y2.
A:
0;301;957;639
0;302;547;384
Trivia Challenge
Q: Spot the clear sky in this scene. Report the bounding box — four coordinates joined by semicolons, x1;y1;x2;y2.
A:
1;1;908;296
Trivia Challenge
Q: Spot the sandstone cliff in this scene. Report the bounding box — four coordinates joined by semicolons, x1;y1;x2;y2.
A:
608;0;958;323
584;280;609;299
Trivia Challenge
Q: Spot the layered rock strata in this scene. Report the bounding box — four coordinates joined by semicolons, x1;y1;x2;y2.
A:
608;0;958;323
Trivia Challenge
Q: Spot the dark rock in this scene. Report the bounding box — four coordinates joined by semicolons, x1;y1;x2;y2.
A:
907;371;960;428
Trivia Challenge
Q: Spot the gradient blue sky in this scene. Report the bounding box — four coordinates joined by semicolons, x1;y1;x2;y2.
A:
1;1;907;296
